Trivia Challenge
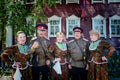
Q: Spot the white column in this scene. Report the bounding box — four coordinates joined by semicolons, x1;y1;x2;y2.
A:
6;26;12;47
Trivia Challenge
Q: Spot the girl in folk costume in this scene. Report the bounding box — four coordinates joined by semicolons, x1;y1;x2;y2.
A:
49;32;70;80
88;30;115;80
1;31;32;80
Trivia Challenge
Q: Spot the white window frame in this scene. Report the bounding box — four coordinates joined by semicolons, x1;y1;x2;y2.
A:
25;0;36;4
48;15;62;38
66;14;80;38
108;0;120;3
66;0;79;4
56;0;62;4
92;0;105;4
109;15;120;38
92;15;106;38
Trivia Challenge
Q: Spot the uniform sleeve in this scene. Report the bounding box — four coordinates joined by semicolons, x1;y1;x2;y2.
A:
67;42;72;64
85;41;90;64
101;40;115;58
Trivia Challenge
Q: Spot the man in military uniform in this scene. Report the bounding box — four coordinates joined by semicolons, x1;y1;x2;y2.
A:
68;27;89;80
29;23;51;80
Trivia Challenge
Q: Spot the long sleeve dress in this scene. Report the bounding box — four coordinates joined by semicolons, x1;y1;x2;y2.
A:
49;42;70;80
1;44;32;80
88;40;115;80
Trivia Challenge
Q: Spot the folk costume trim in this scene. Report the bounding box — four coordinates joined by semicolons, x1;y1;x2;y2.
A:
88;57;108;64
18;44;28;54
56;42;67;51
89;40;101;50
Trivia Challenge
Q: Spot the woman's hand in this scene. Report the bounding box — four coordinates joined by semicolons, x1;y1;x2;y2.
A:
102;56;107;61
46;59;51;66
53;58;61;63
14;62;21;67
68;64;72;69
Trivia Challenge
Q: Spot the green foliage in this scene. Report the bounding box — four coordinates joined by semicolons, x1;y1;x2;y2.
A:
0;66;12;76
0;0;56;46
108;50;120;78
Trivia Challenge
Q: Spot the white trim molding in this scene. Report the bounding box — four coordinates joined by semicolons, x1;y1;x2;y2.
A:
66;0;79;4
92;0;105;4
108;0;120;4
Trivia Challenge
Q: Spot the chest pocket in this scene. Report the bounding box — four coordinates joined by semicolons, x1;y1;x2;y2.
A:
70;45;83;61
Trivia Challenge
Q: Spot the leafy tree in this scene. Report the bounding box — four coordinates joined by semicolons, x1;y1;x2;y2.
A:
0;0;57;48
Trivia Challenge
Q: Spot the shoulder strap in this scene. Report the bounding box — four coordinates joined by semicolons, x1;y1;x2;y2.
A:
75;39;85;56
37;38;47;58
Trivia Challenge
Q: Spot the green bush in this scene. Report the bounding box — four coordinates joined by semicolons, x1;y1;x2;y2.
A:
108;49;120;78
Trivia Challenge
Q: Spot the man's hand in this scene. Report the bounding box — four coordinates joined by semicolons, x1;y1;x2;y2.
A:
31;42;39;49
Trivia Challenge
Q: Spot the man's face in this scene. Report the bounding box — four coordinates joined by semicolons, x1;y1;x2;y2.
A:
37;28;46;38
74;32;82;39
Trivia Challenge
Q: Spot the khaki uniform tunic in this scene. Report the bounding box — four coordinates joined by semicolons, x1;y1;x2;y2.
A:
68;38;89;68
30;37;51;66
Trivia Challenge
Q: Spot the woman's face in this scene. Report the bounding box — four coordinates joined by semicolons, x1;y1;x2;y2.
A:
90;34;98;41
56;35;64;43
17;33;26;45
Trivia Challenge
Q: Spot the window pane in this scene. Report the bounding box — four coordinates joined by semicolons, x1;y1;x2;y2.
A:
111;20;114;24
100;26;103;34
111;25;115;35
93;0;103;1
114;20;117;24
118;20;120;24
50;26;54;35
68;25;73;35
116;25;120;35
94;26;99;30
93;18;105;37
55;26;59;34
67;19;80;37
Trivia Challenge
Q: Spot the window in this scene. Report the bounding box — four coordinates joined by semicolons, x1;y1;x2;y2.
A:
56;0;62;4
25;0;36;4
26;16;36;27
92;0;105;4
48;15;61;37
109;15;120;38
108;0;120;3
92;15;106;38
66;15;80;38
66;0;79;4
